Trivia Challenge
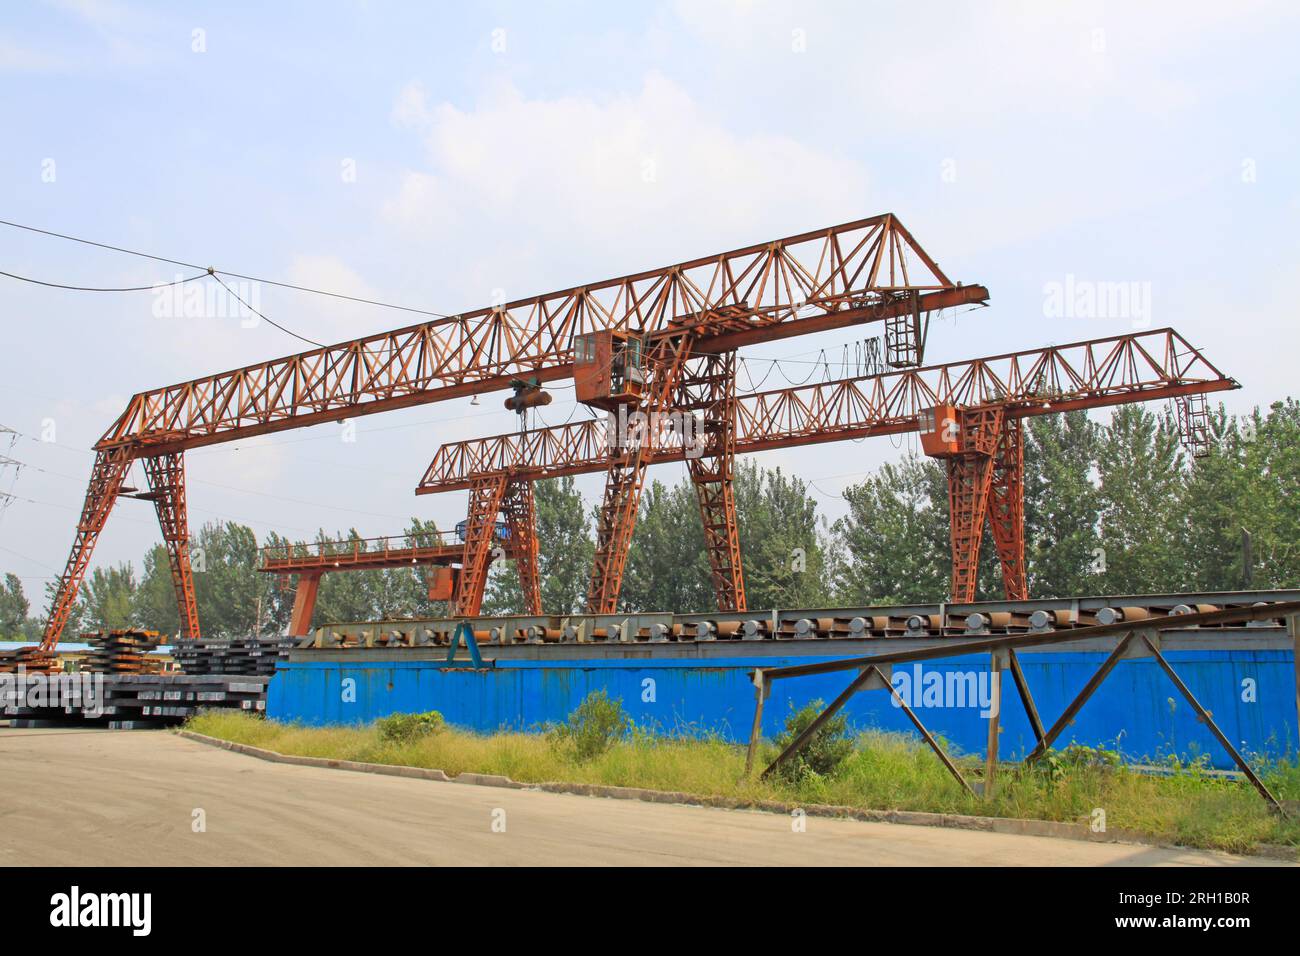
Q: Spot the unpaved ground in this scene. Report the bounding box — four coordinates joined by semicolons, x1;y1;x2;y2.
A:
0;728;1285;867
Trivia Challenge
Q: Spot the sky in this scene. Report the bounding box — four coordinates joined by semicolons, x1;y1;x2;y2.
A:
1;0;1298;604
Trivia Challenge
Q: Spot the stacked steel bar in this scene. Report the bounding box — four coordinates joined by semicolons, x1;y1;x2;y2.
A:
0;646;60;674
82;628;162;674
172;636;296;676
2;674;271;728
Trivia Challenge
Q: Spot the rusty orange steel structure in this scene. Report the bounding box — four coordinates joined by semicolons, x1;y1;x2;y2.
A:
40;215;983;647
416;329;1236;606
256;527;544;636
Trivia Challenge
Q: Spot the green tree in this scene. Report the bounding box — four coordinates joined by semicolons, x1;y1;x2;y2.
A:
42;579;85;638
832;455;950;603
483;476;595;615
734;462;831;608
79;563;136;631
619;478;711;612
312;529;381;626
1238;400;1300;587
1023;411;1103;597
134;544;182;635
0;573;29;639
1095;405;1186;592
1179;401;1300;590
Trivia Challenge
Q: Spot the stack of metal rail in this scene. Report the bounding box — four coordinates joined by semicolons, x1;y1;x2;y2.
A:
2;673;271;729
0;645;60;674
172;636;296;676
81;628;163;674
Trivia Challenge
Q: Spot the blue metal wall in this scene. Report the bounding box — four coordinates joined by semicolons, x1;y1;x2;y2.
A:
267;650;1297;767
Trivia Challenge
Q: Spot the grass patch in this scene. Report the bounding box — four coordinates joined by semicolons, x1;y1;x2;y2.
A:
183;708;1300;856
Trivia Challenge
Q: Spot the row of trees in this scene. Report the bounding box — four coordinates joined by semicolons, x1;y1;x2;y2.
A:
2;400;1296;640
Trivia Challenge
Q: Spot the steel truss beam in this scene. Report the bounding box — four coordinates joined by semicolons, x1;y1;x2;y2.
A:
99;215;961;456
677;350;746;611
418;328;1235;494
258;533;465;637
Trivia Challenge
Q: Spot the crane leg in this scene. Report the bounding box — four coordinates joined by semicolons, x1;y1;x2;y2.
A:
454;475;509;616
502;481;542;615
288;572;321;637
141;452;202;639
681;351;746;612
586;334;697;614
946;406;1005;603
987;417;1028;601
40;446;134;651
587;458;646;614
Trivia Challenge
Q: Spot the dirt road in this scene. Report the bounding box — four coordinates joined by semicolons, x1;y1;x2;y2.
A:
0;728;1283;866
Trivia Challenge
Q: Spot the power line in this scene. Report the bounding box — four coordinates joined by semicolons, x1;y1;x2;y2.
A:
0;217;456;319
209;273;326;349
0;268;208;293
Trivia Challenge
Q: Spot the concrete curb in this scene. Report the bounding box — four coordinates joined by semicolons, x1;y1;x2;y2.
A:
175;730;1297;862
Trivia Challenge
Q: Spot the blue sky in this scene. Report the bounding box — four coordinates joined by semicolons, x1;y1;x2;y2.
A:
2;0;1298;598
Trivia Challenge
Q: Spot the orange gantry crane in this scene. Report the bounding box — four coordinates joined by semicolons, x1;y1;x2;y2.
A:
415;328;1236;609
38;215;986;650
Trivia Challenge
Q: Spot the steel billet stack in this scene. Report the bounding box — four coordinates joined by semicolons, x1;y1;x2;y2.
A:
82;628;162;674
172;636;296;676
0;646;60;674
2;673;271;728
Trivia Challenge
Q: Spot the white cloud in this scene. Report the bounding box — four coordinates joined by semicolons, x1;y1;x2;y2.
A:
382;71;872;300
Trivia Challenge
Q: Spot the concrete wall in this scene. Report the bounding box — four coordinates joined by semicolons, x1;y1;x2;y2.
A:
267;648;1297;768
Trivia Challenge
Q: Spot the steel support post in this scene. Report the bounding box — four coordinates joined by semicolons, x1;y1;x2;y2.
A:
40;446;134;651
881;667;975;796
1026;632;1135;764
761;665;876;780
141;452;202;639
946;407;1003;603
985;652;1004;796
679;350;746;612
1139;632;1282;812
454;475;509;616
761;664;973;796
744;668;768;778
288;572;321;637
988;417;1028;601
501;480;542;615
1006;647;1046;746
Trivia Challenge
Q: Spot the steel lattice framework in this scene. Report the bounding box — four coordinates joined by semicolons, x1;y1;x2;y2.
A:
97;214;965;455
415;328;1236;607
418;329;1233;490
40;215;981;649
